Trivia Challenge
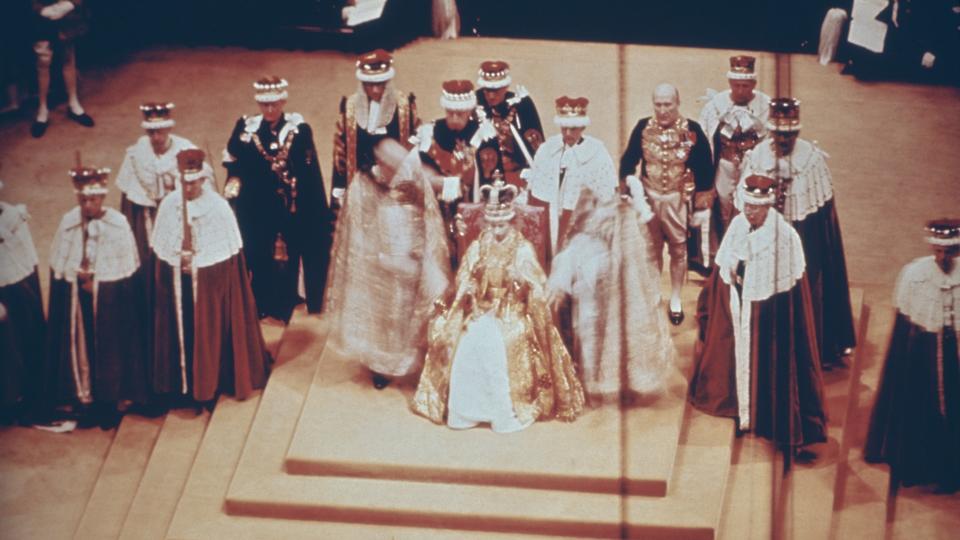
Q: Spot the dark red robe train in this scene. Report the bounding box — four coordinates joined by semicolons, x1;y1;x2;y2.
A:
153;253;269;402
689;269;828;448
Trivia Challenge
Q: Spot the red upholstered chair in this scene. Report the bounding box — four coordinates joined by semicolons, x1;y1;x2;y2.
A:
455;202;551;271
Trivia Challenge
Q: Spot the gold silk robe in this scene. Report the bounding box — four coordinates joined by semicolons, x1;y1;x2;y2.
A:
413;226;585;428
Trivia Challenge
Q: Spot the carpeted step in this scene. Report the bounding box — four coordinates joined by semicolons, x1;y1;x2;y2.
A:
71;414;165;540
117;409;211;540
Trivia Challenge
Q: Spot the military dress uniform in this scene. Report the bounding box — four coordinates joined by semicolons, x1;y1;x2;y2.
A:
473;60;545;187
619;113;713;304
414;80;498;264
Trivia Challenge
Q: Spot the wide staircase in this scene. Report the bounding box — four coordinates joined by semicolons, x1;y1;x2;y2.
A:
66;285;866;540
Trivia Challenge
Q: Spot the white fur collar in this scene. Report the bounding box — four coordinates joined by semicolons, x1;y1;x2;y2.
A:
151;189;242;270
739;138;834;221
716;209;806;302
115;134;195;207
895;256;960;333
49;207;139;283
352;84;399;132
243;112;305;143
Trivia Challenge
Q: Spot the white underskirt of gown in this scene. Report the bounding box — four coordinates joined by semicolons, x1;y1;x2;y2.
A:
447;312;530;433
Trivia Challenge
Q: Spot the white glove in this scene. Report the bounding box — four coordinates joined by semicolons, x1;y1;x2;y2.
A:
625;175;655;223
41;1;75;20
515;188;529;206
691;209;711;228
921;52;936;69
441;177;460;203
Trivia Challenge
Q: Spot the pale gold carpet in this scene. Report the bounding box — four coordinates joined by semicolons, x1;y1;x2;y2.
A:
0;36;958;539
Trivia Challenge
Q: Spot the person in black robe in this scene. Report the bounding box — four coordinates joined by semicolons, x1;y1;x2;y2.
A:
473;60;545;187
152;149;269;408
864;218;960;493
689;175;827;453
44;165;147;429
223;76;333;323
739;98;856;368
331;49;420;211
0;184;45;425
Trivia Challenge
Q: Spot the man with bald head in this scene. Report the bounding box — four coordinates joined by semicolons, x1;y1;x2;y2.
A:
619;83;714;325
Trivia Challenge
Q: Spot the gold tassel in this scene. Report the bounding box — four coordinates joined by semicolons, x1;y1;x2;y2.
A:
273;233;289;262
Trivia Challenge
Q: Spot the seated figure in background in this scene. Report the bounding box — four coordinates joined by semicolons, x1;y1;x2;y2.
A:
413;177;584;432
324;139;451;390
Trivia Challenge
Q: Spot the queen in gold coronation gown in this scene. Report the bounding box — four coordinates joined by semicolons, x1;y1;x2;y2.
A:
412;178;585;432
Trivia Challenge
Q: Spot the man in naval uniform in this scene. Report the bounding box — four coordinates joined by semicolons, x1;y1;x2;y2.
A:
473;60;545;188
223;76;334;323
619;83;713;325
331;49;420;211
737;98;856;368
698;55;770;228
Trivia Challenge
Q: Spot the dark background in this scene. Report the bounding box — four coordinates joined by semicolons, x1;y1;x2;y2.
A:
5;1;837;64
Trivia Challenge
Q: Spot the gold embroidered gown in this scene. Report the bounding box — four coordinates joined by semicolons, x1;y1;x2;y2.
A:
412;226;584;431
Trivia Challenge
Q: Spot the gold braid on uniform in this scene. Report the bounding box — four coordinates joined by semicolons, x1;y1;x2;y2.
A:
251;129;299;212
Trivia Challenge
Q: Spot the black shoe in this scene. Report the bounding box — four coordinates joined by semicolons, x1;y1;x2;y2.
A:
688;261;712;278
794;447;818;464
67;110;95;127
372;373;391;390
99;411;122;430
30;120;48;138
77;413;100;429
668;308;684;326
